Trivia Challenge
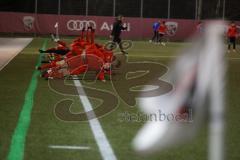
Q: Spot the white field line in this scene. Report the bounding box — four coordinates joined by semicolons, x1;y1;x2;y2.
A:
73;80;117;160
128;54;240;60
128;55;178;58
49;145;90;150
0;38;33;71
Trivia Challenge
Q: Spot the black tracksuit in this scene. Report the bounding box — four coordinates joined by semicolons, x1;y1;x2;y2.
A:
111;20;127;44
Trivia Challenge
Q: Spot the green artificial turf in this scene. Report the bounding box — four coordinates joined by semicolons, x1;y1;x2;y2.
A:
0;37;239;160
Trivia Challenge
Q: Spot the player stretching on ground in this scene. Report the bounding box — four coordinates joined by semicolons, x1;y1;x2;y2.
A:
110;15;128;54
39;40;69;56
158;21;167;46
227;21;238;53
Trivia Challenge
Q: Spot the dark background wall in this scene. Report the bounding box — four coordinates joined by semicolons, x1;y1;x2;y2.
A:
0;0;239;20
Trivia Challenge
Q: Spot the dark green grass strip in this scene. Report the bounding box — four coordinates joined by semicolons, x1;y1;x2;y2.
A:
7;39;48;160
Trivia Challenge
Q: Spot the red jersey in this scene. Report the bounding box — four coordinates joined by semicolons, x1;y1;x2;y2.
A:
159;24;167;34
227;25;238;38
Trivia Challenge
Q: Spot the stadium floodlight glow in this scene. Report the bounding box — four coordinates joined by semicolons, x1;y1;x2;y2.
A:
133;21;226;160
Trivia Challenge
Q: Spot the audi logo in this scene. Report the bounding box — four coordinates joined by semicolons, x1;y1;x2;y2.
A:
67;20;97;31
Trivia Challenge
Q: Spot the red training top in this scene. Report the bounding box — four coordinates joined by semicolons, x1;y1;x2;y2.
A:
227;25;238;38
159;24;167;34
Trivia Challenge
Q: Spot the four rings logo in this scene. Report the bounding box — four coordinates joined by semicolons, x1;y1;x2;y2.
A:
67;20;96;31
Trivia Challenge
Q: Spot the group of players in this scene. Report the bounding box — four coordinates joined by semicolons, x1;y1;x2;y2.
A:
37;15;239;81
150;20;239;52
37;15;127;81
149;20;167;46
196;21;239;53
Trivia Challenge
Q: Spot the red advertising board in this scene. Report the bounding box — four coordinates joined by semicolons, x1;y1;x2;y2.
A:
0;12;209;41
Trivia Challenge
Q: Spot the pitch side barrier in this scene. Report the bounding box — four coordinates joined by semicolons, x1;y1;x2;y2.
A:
1;12;239;41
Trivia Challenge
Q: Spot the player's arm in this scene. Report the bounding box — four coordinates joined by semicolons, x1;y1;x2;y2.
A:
111;22;118;37
120;23;127;30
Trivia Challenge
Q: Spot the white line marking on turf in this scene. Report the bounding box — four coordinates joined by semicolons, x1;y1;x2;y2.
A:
49;145;90;150
0;38;33;71
73;80;117;160
128;55;178;58
128;55;240;60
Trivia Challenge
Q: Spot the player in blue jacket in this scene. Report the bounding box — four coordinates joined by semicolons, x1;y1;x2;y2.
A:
150;21;160;43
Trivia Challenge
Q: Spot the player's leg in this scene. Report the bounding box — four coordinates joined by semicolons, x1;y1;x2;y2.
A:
45;68;68;79
158;33;162;42
107;36;117;50
154;31;156;42
97;70;106;82
54;49;70;55
69;65;87;75
159;33;166;46
118;37;128;54
227;37;231;53
156;32;160;44
157;32;161;44
37;62;57;70
39;48;56;53
232;37;236;52
151;31;157;43
161;34;167;46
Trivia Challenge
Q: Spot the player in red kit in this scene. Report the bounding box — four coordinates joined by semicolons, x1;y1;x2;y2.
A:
227;21;238;53
158;21;167;46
